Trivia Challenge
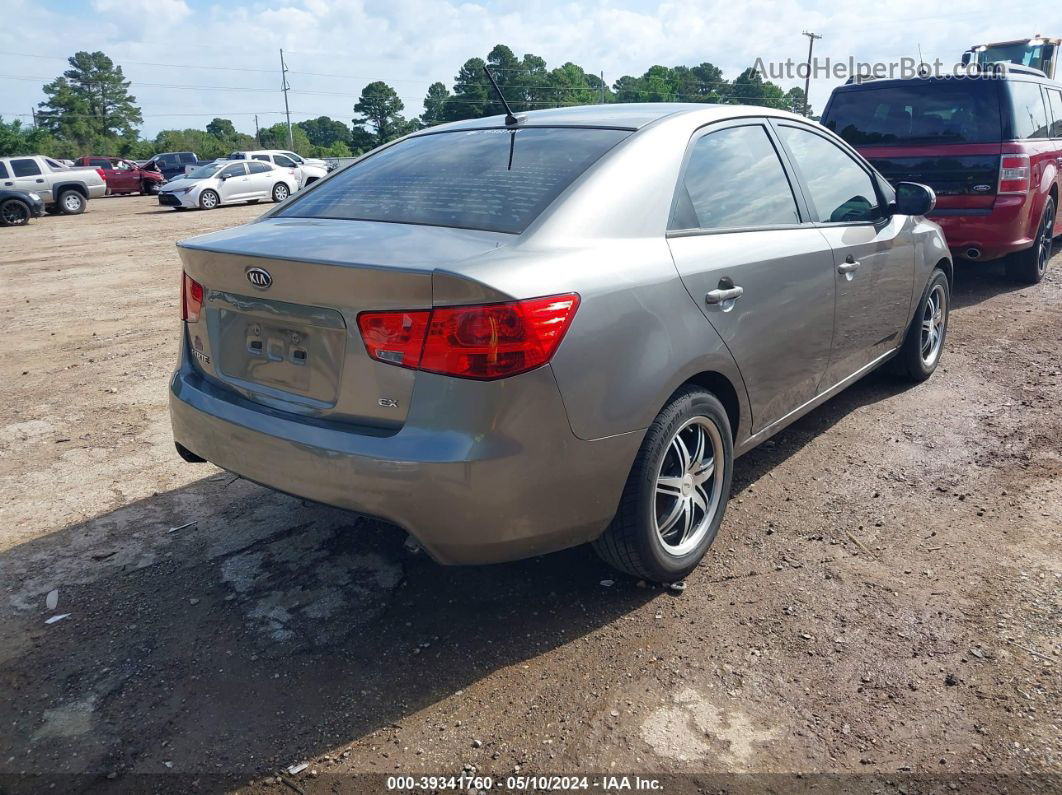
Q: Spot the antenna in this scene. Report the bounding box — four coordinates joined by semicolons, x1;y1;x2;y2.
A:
483;66;519;126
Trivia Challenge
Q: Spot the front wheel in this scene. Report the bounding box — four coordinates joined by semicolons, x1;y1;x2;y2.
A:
141;181;160;196
57;189;85;215
198;189;219;210
1006;197;1055;285
272;183;290;202
593;387;733;582
0;199;31;226
891;267;949;381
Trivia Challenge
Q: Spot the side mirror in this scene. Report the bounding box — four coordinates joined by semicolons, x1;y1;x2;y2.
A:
893;182;936;217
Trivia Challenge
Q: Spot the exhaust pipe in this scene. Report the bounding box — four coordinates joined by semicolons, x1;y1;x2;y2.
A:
965;247;982;260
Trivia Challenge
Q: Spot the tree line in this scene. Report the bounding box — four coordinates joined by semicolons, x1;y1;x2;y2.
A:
0;47;809;159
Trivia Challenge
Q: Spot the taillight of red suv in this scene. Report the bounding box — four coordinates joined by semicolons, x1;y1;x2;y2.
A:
998;154;1031;194
357;293;580;381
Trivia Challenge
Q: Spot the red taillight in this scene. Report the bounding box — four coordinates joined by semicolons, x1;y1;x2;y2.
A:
182;273;204;322
96;168;107;180
357;293;580;380
999;154;1031;195
356;310;430;369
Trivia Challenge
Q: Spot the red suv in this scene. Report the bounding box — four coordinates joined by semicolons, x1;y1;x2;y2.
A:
72;156;165;197
822;70;1062;283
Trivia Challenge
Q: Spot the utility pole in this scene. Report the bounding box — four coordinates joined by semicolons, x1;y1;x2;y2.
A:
801;30;822;117
254;114;260;147
30;106;37;127
280;48;294;149
600;71;605;104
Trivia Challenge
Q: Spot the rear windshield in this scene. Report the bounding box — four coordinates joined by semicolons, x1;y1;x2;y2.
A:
275;127;631;234
824;80;1002;145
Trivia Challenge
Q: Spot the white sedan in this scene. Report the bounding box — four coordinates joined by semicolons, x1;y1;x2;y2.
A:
158;160;299;210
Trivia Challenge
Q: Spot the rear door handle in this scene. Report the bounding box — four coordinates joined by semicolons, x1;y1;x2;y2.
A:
705;286;744;304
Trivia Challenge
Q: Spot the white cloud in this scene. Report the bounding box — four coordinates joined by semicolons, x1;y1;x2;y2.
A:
0;0;1050;136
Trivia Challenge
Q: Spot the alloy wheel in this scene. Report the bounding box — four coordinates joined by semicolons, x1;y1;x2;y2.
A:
62;193;82;212
654;416;725;557
1;202;29;225
200;191;218;209
920;283;947;367
1037;202;1054;277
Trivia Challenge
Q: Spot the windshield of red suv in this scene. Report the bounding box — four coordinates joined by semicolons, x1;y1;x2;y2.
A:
824;80;1003;145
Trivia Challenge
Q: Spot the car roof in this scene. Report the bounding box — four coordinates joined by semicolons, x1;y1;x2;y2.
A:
425;102;808;132
832;72;1062;92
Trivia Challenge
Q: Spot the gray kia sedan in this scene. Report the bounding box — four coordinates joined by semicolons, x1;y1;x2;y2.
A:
170;103;951;581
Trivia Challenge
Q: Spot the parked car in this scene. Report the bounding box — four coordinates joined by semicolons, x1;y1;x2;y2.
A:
226;150;328;188
0;155;106;214
0;188;44;226
72;156;166;195
144;151;199;181
821;67;1062;283
169;104;950;582
158;159;298;210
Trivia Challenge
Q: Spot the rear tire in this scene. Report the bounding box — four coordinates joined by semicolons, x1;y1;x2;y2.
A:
0;199;31;226
198;189;219;210
57;189;85;215
272;183;290;202
891;267;949;381
1006;197;1054;285
593;386;733;582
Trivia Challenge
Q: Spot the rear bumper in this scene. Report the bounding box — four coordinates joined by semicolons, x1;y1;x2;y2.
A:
169;351;641;565
930;195;1036;261
87;184;107;199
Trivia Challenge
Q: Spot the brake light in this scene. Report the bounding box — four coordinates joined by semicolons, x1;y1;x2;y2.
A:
96;168;107;180
182;273;204;322
999;154;1031;194
357;293;580;380
356;310;430;369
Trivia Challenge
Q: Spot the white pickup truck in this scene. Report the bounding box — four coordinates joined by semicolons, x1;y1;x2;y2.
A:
0;155;107;214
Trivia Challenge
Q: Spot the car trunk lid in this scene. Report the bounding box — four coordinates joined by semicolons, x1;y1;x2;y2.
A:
177;218;511;428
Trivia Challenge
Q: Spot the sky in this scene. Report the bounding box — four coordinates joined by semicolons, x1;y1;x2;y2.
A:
1;0;1059;137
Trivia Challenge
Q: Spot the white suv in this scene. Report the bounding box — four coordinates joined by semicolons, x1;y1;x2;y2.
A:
226;150;328;189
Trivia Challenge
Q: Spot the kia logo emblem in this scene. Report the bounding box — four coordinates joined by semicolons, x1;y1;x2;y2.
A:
246;267;272;289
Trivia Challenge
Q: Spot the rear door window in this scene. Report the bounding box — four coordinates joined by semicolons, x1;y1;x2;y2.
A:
0;162;8;179
1046;88;1062;138
1009;82;1050;139
777;125;882;223
669;124;799;231
90;158;111;169
247;161;272;173
10;158;41;177
252;155;270;162
179;153;197;164
277;127;631;234
273;154;297;167
824;80;1002;145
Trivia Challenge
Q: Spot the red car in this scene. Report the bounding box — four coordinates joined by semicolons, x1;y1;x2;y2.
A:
72;156;165;196
822;69;1062;283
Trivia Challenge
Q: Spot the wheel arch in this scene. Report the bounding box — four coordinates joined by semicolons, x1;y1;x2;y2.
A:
675;370;742;444
53;181;88;199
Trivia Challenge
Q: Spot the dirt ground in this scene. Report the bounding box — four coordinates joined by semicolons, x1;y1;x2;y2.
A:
0;196;1059;793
